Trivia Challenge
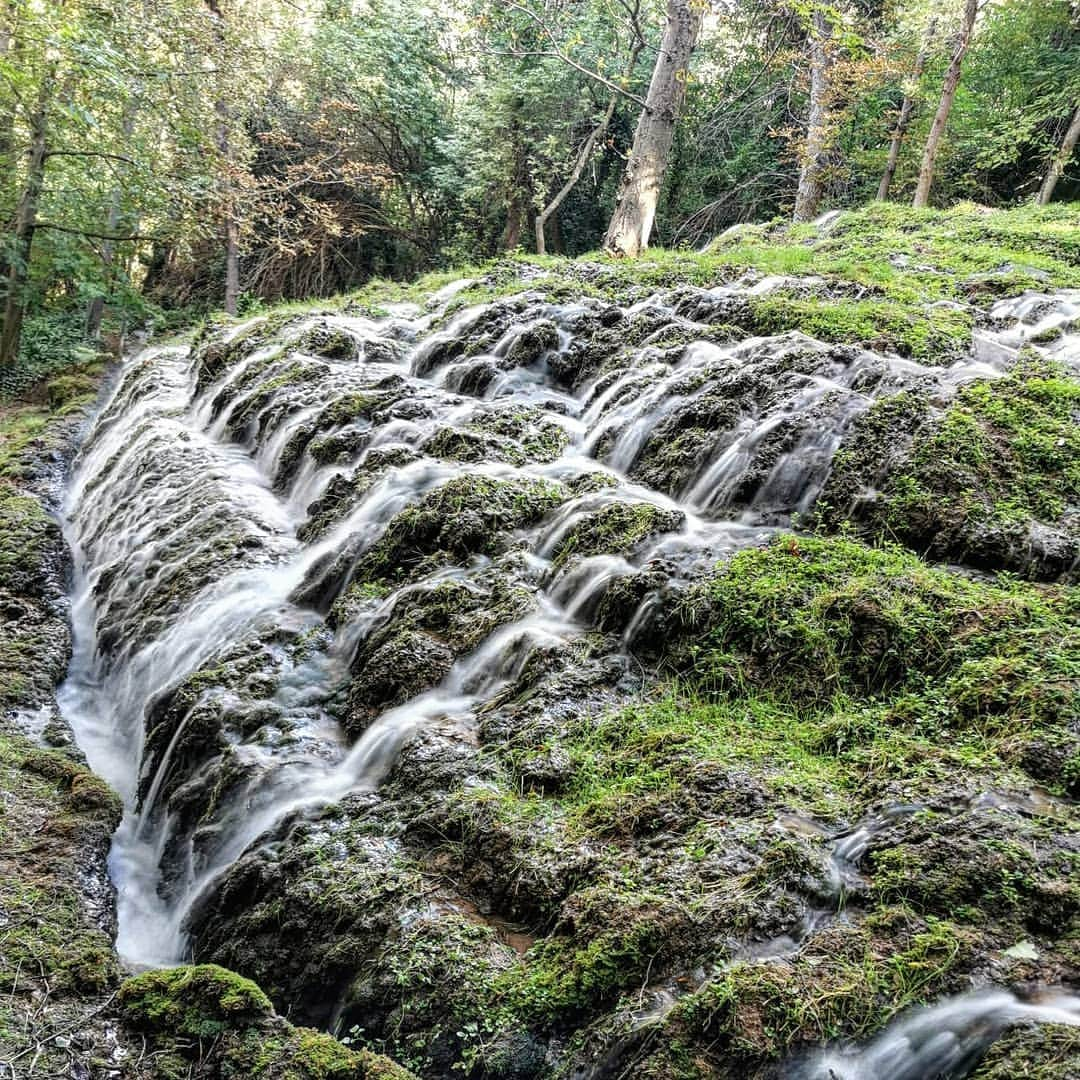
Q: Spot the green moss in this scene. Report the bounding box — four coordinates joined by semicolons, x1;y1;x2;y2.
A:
552;501;684;568
118;964;273;1038
397;531;1078;1058
45;370;99;410
472;406;570;463
357;473;565;582
0;493;54;593
0;733;121;1002
709;201;1080;306
821;357;1080;572
673;917;971;1060
320;390;399;428
679;535;1078;734
508;888;683;1022
119;965;415;1078
972;1024;1080;1078
870;828;1080;929
20;747;123;819
747;295;973;362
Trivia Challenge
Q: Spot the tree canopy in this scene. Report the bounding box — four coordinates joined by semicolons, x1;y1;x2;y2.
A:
1;0;1078;376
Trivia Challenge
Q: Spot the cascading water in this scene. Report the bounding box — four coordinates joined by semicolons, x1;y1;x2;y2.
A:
798;988;1080;1079
54;275;1080;1065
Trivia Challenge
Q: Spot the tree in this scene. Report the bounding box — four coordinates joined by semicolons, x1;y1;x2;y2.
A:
912;0;979;209
603;0;704;257
535;9;647;255
792;5;833;222
0;58;54;367
204;0;240;315
877;16;936;201
1038;103;1080;205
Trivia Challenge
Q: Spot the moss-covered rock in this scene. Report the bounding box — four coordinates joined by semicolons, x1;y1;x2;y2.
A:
118;964;415;1079
677;534;1079;735
551;500;684;567
118;964;273;1037
818;356;1080;579
972;1023;1080;1079
0;727;124;1068
355;473;565;583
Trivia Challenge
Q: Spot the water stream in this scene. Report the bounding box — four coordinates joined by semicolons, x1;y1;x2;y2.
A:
53;279;1080;1070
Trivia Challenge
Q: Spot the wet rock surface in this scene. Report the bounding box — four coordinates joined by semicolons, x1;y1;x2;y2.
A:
28;226;1080;1079
0;374;413;1079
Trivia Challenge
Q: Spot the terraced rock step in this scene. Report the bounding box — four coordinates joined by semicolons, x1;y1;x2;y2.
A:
48;255;1080;1078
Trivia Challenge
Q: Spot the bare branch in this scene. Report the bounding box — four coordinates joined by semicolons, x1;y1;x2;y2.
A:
492;0;648;106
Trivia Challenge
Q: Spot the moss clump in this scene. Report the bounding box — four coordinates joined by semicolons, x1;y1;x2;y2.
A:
679;535;1078;735
707;201;1080;307
45;369;99;410
118;964;273;1038
972;1023;1080;1079
869;825;1080;931
298;324;358;361
0;730;122;1015
20;747;123;820
358;473;564;582
319;388;400;428
0;492;58;596
472;406;570;463
819;357;1080;578
118;964;415;1078
342;914;522;1076
423;410;570;468
672;919;971;1061
508;887;690;1022
746;295;973;363
552;500;684;568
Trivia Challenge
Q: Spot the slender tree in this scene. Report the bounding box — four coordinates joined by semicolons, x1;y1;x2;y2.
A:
0;62;55;367
536;1;647;255
912;0;979;209
85;108;136;342
1037;104;1080;205
205;0;240;315
603;0;703;257
793;6;833;222
877;17;936;201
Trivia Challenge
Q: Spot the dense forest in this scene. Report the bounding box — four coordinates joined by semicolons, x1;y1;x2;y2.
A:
1;0;1079;380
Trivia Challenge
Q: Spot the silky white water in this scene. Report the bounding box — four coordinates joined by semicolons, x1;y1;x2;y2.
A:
52;279;1080;1069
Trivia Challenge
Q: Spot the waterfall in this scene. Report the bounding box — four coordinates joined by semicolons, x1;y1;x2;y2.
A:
53;279;1080;1059
799;988;1080;1079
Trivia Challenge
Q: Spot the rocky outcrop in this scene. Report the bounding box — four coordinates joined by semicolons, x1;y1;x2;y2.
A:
27;208;1080;1079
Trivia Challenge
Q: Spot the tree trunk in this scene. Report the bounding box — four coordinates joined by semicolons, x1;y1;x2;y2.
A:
85;192;121;342
548;206;564;254
793;8;833;222
86;107;136;341
603;0;702;258
0;0;22;285
215;102;240;315
502;200;523;251
206;0;239;314
912;0;978;209
1037;103;1080;206
877;18;937;201
223;196;240;314
0;71;52;367
537;117;607;256
502;111;529;251
0;2;17;163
